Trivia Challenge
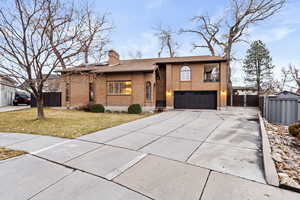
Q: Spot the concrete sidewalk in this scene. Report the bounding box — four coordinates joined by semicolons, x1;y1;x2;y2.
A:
0;108;299;200
0;105;30;112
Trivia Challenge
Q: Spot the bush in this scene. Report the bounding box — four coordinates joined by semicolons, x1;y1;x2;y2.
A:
88;104;105;113
128;104;142;114
288;122;300;137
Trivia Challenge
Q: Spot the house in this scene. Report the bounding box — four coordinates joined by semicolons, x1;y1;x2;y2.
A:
0;75;16;106
43;74;61;92
21;74;61;92
58;50;229;111
232;86;258;95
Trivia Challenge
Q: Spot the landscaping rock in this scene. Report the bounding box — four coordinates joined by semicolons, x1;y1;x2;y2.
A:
264;120;300;189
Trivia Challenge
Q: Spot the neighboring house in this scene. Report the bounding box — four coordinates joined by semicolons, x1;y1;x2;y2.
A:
43;74;61;92
232;86;258;95
20;74;61;93
0;75;16;106
58;50;229;111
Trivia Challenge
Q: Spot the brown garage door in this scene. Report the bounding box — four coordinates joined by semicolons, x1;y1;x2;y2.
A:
174;91;217;109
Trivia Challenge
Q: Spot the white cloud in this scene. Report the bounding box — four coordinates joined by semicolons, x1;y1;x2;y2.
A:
146;0;164;9
248;26;296;43
116;31;159;59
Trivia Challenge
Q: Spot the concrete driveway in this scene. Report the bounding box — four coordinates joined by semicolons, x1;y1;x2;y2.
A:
0;108;299;200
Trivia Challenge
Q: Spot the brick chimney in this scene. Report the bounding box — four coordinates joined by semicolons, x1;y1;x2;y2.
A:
108;50;120;66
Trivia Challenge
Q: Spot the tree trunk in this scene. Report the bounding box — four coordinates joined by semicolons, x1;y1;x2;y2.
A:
36;94;45;120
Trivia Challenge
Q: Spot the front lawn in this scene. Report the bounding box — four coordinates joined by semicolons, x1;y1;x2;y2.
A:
0;147;27;161
0;108;148;139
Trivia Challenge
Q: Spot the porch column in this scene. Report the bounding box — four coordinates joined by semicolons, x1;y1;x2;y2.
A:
166;64;173;109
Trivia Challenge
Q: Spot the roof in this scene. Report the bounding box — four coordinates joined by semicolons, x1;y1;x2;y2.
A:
93;60;157;73
232;86;257;90
272;91;300;98
153;56;227;64
57;55;227;74
0;74;16;84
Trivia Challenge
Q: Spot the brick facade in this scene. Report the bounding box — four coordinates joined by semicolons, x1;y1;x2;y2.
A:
59;53;229;111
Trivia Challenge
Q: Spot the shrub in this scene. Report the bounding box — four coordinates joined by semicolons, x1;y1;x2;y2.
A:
88;104;105;113
288;122;300;137
128;104;142;114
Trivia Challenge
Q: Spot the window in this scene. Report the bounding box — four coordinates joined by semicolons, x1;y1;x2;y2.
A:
66;82;70;102
204;64;220;82
145;81;151;101
107;81;132;95
89;82;94;102
180;66;191;81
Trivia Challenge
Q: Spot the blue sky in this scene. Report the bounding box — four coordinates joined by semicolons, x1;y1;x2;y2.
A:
89;0;300;86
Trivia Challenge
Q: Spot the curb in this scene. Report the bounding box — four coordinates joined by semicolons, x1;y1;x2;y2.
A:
258;113;279;187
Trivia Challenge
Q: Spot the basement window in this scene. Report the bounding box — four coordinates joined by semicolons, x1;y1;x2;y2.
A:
107;81;132;95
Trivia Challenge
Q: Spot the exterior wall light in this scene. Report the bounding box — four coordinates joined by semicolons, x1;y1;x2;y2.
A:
221;91;227;96
166;91;172;97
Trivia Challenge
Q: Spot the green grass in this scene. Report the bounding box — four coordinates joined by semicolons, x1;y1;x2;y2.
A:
0;108;148;139
0;147;27;161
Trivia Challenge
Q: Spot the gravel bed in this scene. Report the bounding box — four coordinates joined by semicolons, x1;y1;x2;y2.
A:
265;121;300;189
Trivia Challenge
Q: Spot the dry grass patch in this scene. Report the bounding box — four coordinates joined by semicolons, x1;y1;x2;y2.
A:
0;147;27;161
0;108;148;138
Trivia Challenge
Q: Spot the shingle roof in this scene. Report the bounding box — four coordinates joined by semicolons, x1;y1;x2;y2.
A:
152;56;227;63
57;55;227;74
232;86;257;90
93;60;157;73
0;74;16;84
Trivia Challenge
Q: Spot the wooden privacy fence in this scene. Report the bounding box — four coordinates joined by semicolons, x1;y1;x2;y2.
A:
260;96;300;125
31;92;61;107
228;94;259;107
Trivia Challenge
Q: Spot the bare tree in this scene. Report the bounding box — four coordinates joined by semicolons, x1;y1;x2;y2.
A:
154;25;179;58
261;79;279;92
45;1;112;69
277;67;290;91
285;64;300;93
128;50;143;59
181;0;286;79
79;4;113;64
180;16;221;56
0;0;112;119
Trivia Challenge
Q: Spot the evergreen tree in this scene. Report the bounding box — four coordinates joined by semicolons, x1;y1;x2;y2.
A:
243;40;274;94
